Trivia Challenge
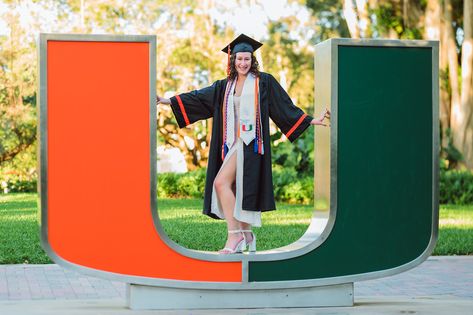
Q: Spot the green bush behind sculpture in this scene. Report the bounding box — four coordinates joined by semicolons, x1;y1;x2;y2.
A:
156;167;314;204
157;168;207;199
0;177;37;193
2;164;472;205
440;163;473;205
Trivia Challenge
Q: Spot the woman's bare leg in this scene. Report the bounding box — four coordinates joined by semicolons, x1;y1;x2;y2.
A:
240;222;253;243
228;164;253;246
229;185;253;243
214;152;243;252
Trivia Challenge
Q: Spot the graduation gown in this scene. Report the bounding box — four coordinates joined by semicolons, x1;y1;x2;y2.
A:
169;72;313;218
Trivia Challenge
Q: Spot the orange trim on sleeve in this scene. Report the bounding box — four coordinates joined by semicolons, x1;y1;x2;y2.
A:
175;95;190;126
285;113;308;139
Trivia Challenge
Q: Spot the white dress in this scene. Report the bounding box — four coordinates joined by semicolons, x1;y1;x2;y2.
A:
210;95;262;227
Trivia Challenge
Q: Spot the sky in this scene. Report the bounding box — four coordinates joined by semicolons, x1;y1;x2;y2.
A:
0;0;310;41
211;0;309;39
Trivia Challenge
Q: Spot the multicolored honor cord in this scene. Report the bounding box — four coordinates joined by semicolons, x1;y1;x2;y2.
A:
221;76;264;161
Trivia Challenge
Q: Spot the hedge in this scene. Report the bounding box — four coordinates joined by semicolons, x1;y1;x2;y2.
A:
2;166;473;205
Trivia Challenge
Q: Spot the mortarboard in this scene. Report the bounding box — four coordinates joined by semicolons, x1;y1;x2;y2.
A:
221;33;263;54
222;34;263;77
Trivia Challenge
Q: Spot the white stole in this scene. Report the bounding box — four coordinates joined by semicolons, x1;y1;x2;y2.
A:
226;74;256;147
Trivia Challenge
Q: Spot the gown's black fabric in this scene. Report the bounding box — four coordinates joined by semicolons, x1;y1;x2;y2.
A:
170;72;313;219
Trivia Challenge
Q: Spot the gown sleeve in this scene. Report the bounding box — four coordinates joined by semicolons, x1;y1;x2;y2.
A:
267;73;313;142
170;80;222;128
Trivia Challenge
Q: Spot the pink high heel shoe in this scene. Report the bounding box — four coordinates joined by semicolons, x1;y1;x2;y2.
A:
218;230;246;254
241;229;256;253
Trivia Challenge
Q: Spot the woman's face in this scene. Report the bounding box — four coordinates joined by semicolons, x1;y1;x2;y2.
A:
235;52;252;76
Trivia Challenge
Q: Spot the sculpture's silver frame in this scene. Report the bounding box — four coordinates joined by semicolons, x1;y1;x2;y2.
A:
38;35;439;295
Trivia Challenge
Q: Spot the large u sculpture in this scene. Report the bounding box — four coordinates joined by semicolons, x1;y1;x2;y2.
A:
38;34;439;310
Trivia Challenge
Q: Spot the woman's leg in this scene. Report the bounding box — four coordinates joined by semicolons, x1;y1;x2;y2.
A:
214;151;243;251
240;222;253;243
229;184;253;242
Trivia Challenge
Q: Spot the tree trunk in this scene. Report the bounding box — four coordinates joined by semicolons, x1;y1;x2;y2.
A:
425;0;449;147
403;0;409;28
459;0;473;169
445;0;461;147
343;0;360;38
355;0;371;37
440;17;451;146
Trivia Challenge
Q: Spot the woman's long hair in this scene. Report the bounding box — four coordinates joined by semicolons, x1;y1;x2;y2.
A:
228;53;260;81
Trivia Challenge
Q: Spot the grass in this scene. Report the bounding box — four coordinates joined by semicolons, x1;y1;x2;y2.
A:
157;198;314;251
433;204;473;255
0;193;49;264
1;193;472;264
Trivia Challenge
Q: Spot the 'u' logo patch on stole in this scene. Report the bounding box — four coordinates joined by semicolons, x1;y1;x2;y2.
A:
242;124;253;131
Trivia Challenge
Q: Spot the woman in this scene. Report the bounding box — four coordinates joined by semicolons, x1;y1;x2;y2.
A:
157;34;330;254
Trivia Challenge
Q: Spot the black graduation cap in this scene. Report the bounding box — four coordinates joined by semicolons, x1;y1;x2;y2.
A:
221;34;263;54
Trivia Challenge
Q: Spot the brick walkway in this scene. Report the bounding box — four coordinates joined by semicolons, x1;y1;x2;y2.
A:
0;256;472;301
354;256;473;298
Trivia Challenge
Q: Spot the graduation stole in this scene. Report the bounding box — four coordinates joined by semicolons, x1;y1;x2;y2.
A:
221;74;264;161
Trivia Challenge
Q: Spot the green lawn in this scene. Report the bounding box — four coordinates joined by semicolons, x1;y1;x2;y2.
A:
434;204;473;255
1;193;472;264
158;198;315;251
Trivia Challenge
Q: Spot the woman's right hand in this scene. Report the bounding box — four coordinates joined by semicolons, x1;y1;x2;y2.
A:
156;95;171;105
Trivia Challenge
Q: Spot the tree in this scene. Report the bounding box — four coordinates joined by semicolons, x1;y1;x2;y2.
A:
456;0;473;168
153;1;234;170
305;0;472;170
263;18;315;115
305;0;351;41
0;1;38;177
428;0;472;169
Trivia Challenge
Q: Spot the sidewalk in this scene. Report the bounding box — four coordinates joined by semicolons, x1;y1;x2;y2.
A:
0;256;472;314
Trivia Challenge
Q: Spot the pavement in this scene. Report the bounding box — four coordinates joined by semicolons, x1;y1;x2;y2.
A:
0;256;472;314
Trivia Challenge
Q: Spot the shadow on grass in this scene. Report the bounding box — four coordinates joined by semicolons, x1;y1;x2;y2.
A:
0;200;37;211
157;198;203;210
441;204;473;211
1;209;37;217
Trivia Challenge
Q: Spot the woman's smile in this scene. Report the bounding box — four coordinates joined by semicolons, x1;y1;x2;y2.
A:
235;52;252;75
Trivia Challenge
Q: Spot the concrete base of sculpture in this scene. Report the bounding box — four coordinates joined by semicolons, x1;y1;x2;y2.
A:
126;282;354;310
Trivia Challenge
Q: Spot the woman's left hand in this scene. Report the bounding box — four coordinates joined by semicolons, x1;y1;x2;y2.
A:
310;107;331;127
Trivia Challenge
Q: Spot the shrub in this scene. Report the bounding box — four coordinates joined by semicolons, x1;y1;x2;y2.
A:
272;167;298;199
3;157;473;206
272;168;313;204
156;167;315;204
1;178;37;193
176;168;206;198
157;172;180;198
157;168;207;199
0;169;37;193
440;168;473;205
